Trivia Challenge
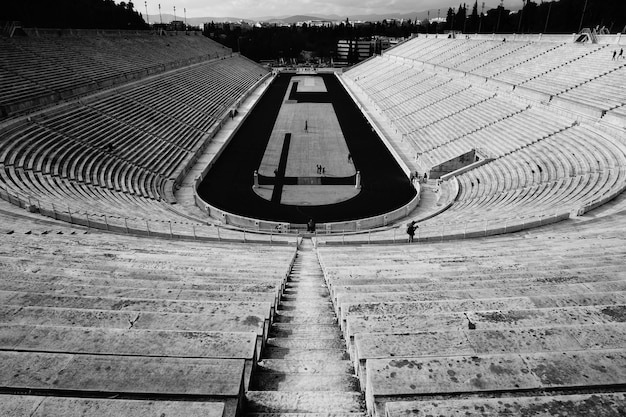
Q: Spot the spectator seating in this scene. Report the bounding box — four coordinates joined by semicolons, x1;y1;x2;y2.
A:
342;38;626;238
0;210;296;416
0;54;269;237
381;37;626;117
317;213;626;416
0;32;230;119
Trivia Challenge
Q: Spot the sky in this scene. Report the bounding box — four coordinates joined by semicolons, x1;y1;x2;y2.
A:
136;0;512;20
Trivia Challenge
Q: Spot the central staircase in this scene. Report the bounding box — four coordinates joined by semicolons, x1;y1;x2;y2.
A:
244;239;365;416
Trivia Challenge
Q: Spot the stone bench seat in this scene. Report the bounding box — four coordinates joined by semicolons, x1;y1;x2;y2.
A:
1;273;284;295
384;393;626;417
0;323;259;388
329;277;626;306
334;280;626;318
365;349;626;416
0;291;275;330
345;304;626;341
340;291;626;330
0;351;245;417
0;395;227;417
0;304;270;360
353;323;626;387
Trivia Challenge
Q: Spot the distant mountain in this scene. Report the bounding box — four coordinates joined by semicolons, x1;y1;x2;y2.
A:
267;15;327;24
147;9;484;27
146;13;253;26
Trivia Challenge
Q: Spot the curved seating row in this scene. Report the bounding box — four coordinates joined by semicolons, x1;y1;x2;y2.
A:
0;32;230;119
342;39;626;236
0;55;269;229
317;217;626;416
383;36;626;116
0;211;296;416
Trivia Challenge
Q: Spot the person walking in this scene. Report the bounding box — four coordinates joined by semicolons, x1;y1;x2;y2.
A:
305;120;308;132
406;221;418;243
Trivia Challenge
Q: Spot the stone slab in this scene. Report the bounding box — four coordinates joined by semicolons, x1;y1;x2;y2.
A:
0;291;273;318
367;349;626;397
343;298;537;326
346;305;626;339
466;327;583;353
1;275;282;293
336;282;598;307
0;324;257;360
0;281;278;303
347;313;466;339
367;355;541;397
530;292;626;308
355;332;474;362
331;275;626;295
245;391;364;413
384;393;626;417
0;395;226;417
0;306;267;335
0;351;245;396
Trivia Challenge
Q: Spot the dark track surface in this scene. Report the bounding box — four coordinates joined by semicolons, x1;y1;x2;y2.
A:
197;73;416;224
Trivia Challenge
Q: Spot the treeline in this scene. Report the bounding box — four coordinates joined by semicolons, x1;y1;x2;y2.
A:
445;0;626;34
206;0;626;63
2;0;147;30
205;20;419;62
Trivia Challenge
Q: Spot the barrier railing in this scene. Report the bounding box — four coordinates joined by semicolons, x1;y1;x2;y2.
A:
0;184;297;245
316;210;571;245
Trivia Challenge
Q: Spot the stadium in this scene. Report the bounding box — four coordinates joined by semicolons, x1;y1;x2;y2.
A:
1;3;626;417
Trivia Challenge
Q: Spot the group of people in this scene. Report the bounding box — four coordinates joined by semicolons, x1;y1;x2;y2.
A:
316;165;326;175
612;48;624;60
410;171;428;183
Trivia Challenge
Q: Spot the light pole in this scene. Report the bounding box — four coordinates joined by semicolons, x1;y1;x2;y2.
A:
578;0;589;33
158;3;162;24
518;0;525;33
479;2;485;33
496;0;504;33
144;1;149;25
544;1;553;33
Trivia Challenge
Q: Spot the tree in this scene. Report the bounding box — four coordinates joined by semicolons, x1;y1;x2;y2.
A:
468;1;480;32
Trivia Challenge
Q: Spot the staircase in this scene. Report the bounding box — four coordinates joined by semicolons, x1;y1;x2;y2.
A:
244;239;365;416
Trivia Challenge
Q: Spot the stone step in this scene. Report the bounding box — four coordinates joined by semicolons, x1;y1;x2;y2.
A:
286;278;326;283
281;294;330;302
255;359;354;375
284;284;327;291
273;313;337;325
270;323;342;337
250;373;360;392
266;337;347;350
262;347;349;361
247;413;365;417
279;300;334;309
245;391;364;413
287;274;325;279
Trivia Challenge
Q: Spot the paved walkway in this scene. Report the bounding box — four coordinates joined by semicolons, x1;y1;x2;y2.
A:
174;77;275;221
